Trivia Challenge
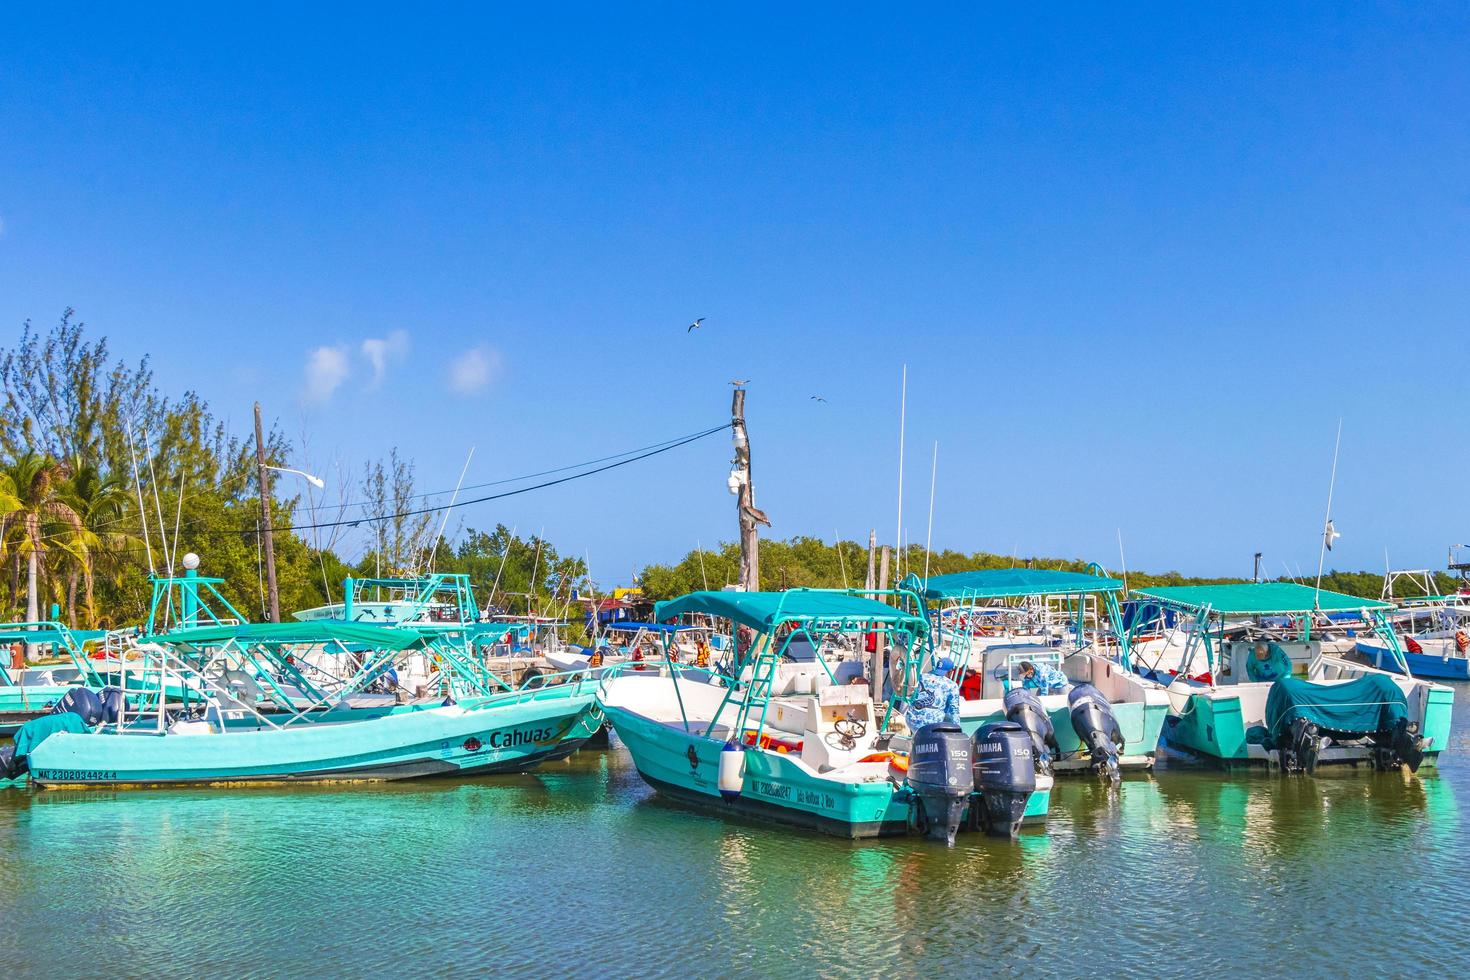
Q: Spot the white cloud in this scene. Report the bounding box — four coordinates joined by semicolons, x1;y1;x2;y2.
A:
448;346;502;394
360;329;410;386
303;345;350;402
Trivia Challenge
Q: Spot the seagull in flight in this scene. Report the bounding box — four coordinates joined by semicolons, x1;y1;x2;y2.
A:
729;379;750;387
687;317;707;332
810;395;827;403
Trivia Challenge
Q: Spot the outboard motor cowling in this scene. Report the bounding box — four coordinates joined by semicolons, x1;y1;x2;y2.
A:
1003;687;1058;776
1067;683;1124;780
97;687;126;725
971;722;1037;839
907;723;974;846
0;744;25;781
50;687;104;726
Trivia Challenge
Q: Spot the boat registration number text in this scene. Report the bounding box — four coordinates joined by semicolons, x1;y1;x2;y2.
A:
751;779;834;809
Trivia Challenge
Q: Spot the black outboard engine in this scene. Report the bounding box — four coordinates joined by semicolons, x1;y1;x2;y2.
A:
0;744;25;781
1003;687;1058;776
1370;718;1427;773
971;722;1037;839
50;687;104;726
1280;717;1325;775
97;687;126;725
1392;719;1426;773
907;722;974;846
1067;684;1124;780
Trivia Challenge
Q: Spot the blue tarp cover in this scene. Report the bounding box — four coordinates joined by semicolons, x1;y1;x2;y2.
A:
12;711;89;757
1264;674;1408;745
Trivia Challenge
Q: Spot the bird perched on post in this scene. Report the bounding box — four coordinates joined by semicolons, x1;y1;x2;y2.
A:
687;317;707;332
729;378;750;387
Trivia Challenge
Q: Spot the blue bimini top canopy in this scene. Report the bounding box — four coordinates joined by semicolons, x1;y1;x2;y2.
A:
913;568;1123;601
1130;582;1391;616
654;590;927;635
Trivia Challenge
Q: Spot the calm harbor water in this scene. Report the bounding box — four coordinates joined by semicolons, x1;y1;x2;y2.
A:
4;691;1469;978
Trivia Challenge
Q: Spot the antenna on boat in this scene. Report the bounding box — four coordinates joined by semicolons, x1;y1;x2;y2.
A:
696;540;709;591
429;446;475;573
835;530;849;589
865;529;876;591
1313;418;1344;607
895;364;907;583
169;471;185;578
142;428;173;577
923;441;938;581
125;422;156;575
1117;529;1130;592
529;527;545;616
488;523;516;612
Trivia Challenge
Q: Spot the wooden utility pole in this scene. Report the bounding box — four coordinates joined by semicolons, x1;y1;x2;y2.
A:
878;545;891;594
254;401;280;622
731;387;768;592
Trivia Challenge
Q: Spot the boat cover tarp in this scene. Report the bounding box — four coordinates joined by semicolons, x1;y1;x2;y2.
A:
12;712;89;758
655;590;927;634
1263;674;1408;745
1132;582;1391;615
910;568;1122;600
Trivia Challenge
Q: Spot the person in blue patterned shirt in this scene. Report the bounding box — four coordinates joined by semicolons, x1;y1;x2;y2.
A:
1019;660;1069;695
904;656;962;731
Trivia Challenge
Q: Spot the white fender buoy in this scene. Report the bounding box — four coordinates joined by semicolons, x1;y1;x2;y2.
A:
719;741;745;800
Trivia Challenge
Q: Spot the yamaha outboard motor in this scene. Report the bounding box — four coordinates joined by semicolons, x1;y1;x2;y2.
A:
971;722;1037;839
907;722;974;846
50;686;104;726
1003;687;1058;776
97;687;126;725
1067;684;1124;780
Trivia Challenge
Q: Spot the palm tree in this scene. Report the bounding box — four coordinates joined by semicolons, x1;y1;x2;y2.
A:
0;453;87;625
62;462;134;626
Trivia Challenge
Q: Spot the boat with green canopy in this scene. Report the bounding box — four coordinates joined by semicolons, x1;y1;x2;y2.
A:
902;566;1171;777
598;588;1050;841
7;614;602;788
1128;582;1453;773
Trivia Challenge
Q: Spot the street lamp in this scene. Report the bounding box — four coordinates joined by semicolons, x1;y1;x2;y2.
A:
263;465;325;490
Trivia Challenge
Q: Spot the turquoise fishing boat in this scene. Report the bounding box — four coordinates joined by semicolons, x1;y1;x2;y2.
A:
1129;583;1453;773
903;567;1171;777
7;617;601;788
600;589;1049;842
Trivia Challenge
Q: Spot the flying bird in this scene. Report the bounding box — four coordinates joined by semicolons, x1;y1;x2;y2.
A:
687;317;707;332
1323;518;1340;552
729;379;750;387
810;395;827;403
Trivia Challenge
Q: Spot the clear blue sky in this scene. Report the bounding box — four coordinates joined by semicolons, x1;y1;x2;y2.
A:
2;4;1467;585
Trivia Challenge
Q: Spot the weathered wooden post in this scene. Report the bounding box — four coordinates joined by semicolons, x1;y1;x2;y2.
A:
731;387;768;592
